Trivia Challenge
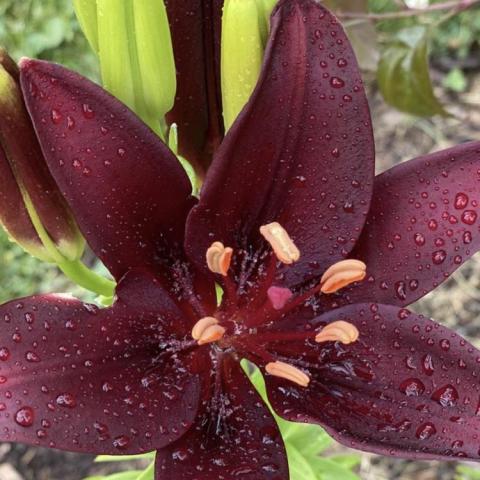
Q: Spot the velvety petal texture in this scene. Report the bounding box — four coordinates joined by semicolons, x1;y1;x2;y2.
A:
186;0;374;288
164;0;224;176
350;142;480;306
156;356;288;479
265;303;480;460
19;58;194;280
0;295;200;454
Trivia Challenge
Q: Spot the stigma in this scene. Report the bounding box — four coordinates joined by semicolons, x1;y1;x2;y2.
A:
259;222;300;264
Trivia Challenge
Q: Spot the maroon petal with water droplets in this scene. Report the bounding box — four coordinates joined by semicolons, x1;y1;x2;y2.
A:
164;0;224;177
265;303;480;461
19;58;194;280
349;141;480;307
155;356;288;479
186;0;374;288
0;295;201;454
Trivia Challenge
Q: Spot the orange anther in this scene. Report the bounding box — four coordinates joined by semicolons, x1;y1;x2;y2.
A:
320;259;366;294
259;222;300;264
191;316;219;340
197;325;226;345
206;241;233;276
265;361;310;387
315;320;359;345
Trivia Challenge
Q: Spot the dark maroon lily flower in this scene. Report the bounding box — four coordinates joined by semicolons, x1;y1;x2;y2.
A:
2;1;480;478
164;0;224;177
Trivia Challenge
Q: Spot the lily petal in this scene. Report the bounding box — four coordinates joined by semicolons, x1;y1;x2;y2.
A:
186;0;374;288
350;141;480;306
155;356;288;479
0;295;200;454
265;303;480;461
19;58;194;280
116;268;216;334
164;0;224;176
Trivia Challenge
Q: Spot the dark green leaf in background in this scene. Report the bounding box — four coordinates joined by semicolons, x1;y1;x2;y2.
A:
378;25;447;116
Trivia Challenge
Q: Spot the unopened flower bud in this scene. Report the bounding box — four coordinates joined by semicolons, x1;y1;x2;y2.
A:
0;50;85;263
221;0;267;130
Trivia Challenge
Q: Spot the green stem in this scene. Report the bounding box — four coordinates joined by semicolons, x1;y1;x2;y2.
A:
58;260;116;297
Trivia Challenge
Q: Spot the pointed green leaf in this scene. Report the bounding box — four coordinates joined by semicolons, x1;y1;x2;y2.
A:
135;462;155;480
95;453;155;463
377;26;447;117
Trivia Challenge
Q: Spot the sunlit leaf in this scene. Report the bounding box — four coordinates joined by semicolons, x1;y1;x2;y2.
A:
83;472;143;480
443;67;468;93
456;465;480;480
95;453;155;463
378;25;447;116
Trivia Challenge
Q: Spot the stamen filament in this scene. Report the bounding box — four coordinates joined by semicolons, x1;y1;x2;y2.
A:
265;361;310;387
260;222;300;264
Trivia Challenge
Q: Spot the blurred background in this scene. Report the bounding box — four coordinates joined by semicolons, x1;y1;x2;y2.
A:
0;0;480;479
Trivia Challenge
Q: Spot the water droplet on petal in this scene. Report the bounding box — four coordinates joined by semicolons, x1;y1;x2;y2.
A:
15;407;35;427
416;422;436;440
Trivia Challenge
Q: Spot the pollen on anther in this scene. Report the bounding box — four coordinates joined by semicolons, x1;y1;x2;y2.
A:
320;259;366;294
191;316;219;340
197;325;226;345
259;222;300;264
206;241;233;276
265;361;310;387
315;320;359;345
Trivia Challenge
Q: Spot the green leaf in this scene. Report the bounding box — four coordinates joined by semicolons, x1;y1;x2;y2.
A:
443;68;467;93
377;25;447;117
287;444;318;480
95;453;155;463
456;465;480;480
83;472;143;480
73;0;99;53
135;462;155;480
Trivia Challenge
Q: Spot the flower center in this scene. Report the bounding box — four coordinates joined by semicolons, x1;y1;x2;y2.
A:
191;222;366;387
